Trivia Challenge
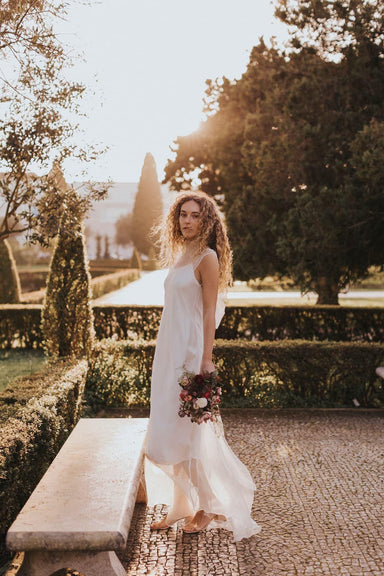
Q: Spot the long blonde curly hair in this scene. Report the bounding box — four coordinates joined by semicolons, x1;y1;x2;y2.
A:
155;191;233;292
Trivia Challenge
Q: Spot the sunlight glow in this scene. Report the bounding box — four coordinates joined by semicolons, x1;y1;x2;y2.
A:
56;0;288;182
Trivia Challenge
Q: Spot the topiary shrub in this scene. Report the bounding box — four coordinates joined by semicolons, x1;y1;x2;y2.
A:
0;239;21;304
41;200;94;357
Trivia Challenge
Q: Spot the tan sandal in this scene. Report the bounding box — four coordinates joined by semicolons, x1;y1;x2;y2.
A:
150;514;193;531
182;511;216;533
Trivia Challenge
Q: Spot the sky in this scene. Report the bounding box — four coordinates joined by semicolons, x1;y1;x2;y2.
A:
58;0;288;183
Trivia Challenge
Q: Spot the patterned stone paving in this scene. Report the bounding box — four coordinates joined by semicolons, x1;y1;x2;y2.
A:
6;410;384;576
120;410;384;576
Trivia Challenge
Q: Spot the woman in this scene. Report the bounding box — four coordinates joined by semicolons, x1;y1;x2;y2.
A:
145;191;261;540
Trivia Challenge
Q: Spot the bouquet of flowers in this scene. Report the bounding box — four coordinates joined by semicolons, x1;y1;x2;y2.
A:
178;367;222;426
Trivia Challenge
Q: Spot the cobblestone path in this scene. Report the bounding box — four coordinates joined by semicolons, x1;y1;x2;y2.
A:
122;410;384;576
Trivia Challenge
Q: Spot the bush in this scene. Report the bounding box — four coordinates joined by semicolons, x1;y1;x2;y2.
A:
18;269;48;293
90;269;140;300
0;240;21;304
85;339;154;410
0;359;87;566
41;210;94;357
93;304;384;343
93;305;162;341
85;339;384;411
19;269;141;305
217;305;384;342
0;305;42;349
2;304;384;350
214;339;384;408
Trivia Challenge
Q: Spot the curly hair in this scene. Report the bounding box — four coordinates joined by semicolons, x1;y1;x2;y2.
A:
155;191;233;292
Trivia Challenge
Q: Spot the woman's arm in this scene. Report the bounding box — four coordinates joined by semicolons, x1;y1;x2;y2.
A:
196;252;219;374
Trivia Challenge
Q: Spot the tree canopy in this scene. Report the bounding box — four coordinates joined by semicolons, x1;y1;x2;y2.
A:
0;0;107;244
164;0;384;304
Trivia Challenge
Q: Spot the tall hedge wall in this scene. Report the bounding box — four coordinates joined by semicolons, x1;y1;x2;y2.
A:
85;339;384;410
0;360;87;567
1;304;384;349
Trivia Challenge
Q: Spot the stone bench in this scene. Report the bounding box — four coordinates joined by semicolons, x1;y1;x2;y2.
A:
6;418;148;576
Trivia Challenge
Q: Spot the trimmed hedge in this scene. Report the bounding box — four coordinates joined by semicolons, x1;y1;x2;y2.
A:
90;269;140;300
19;270;48;293
93;305;162;341
2;304;384;349
85;338;384;410
0;305;42;349
218;305;384;342
86;304;384;343
0;359;87;566
21;268;141;305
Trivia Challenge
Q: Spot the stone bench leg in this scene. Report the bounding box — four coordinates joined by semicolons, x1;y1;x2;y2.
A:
136;468;147;504
17;549;126;576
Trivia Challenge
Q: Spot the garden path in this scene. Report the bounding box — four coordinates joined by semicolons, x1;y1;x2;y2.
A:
93;270;384;306
127;409;384;576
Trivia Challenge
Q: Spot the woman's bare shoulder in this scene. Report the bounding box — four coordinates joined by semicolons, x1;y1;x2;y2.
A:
193;248;218;269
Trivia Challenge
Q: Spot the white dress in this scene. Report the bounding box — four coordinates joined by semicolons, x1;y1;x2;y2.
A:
145;248;261;541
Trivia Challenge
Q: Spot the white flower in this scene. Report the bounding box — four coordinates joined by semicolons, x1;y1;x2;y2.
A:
194;397;208;409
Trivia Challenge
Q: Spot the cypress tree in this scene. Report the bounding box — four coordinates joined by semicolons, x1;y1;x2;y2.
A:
0;239;21;303
41;191;94;357
132;152;163;256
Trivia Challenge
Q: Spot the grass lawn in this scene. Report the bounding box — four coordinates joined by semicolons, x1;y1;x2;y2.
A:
0;350;47;393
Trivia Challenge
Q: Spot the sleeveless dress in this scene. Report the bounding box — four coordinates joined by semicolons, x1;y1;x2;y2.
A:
145;248;261;541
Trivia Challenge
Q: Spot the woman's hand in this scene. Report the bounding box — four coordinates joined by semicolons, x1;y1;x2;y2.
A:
200;359;216;375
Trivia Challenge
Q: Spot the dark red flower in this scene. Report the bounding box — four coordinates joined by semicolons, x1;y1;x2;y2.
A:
194;374;205;386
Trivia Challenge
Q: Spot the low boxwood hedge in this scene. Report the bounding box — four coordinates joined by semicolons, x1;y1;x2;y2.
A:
218;305;384;342
0;359;87;567
20;268;141;305
0;305;42;349
2;304;384;349
85;338;384;411
90;269;140;300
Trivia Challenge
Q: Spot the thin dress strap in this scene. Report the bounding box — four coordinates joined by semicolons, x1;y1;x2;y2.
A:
192;248;217;270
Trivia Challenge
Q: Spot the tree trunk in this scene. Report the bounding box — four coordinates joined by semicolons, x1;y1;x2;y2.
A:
315;277;339;305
